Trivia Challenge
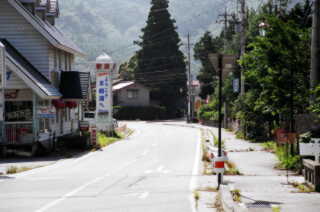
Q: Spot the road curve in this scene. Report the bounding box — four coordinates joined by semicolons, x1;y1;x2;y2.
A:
0;121;200;212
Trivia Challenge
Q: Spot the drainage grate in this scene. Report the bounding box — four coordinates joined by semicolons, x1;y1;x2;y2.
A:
246;201;272;208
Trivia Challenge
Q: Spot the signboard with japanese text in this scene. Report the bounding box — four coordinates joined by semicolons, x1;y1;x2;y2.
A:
37;106;56;119
96;70;110;114
95;53;115;132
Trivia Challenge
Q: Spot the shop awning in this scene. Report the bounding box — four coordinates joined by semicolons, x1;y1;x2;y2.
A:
2;39;62;99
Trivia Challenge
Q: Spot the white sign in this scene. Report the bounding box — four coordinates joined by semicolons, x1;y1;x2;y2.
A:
38;106;56;119
96;70;110;114
233;79;240;93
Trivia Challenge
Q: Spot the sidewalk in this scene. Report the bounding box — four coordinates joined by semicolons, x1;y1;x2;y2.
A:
209;127;320;212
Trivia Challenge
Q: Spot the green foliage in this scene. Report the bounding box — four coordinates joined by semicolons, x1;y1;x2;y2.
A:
261;141;277;152
194;32;222;99
118;54;138;80
134;0;187;115
235;1;312;140
275;146;300;170
197;98;220;121
213;135;225;149
113;106;166;120
98;132;122;148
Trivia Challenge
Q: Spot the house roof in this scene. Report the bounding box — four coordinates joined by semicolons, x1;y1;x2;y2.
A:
8;0;84;56
2;39;62;99
112;81;135;92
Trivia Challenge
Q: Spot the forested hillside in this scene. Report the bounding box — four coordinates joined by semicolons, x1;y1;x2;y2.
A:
57;0;266;62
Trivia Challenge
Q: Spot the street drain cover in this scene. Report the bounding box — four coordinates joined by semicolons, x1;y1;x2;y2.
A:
246;201;272;208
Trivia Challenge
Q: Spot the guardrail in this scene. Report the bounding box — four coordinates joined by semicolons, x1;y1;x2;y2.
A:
303;159;320;192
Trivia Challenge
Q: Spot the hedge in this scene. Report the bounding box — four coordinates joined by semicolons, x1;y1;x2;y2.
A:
114;106;166;120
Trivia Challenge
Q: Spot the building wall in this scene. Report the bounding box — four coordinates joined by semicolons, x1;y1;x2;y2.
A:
117;84;150;107
0;0;50;78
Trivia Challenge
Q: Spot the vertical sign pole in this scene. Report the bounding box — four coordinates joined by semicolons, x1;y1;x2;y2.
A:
0;42;5;143
218;54;223;188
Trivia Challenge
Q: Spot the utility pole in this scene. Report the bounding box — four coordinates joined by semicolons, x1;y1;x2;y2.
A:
187;33;192;123
218;9;233;128
311;0;320;98
218;8;232;53
239;0;246;95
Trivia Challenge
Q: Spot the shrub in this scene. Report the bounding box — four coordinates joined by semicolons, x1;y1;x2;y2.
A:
113;106;166;120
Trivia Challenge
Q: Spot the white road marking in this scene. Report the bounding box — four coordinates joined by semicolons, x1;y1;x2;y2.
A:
35;174;107;212
35;155;140;212
189;130;202;212
151;143;158;147
138;192;149;199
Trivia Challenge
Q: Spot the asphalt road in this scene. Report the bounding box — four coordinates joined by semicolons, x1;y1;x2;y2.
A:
0;121;200;212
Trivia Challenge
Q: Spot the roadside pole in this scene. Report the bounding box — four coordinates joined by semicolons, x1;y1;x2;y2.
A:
187;33;192;123
311;0;320;100
217;54;223;187
209;54;237;189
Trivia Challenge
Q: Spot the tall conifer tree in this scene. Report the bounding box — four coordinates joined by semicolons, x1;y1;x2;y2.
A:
135;0;187;116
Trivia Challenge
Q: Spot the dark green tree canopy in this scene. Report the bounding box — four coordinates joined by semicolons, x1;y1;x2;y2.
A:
194;31;222;99
135;0;187;115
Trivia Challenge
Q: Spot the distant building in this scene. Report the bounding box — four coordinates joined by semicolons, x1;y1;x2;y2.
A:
113;81;150;107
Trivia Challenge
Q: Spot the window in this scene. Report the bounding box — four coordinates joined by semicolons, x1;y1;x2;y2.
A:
127;89;139;99
5;101;33;122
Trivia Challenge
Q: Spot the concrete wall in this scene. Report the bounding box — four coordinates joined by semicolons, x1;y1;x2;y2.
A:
116;83;150;107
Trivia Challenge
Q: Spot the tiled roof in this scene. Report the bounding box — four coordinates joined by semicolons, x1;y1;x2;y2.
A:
2;39;62;98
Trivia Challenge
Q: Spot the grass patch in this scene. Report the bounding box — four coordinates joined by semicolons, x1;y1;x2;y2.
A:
230;189;241;202
213;135;225;149
213;193;224;212
235;131;245;139
261;141;277;152
261;141;300;170
290;181;315;193
225;161;242;175
272;206;281;212
197;186;218;192
6;165;42;174
97;131;124;148
193;190;200;209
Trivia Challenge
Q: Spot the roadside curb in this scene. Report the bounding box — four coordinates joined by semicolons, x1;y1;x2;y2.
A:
220;184;248;212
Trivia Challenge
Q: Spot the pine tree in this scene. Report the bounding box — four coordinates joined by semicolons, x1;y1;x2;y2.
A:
135;0;187;116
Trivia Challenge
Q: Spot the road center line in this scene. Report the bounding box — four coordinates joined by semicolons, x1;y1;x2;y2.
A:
35;174;106;212
35;156;140;212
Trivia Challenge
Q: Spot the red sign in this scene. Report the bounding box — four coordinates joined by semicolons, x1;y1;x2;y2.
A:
215;161;225;169
275;128;297;144
91;128;97;146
